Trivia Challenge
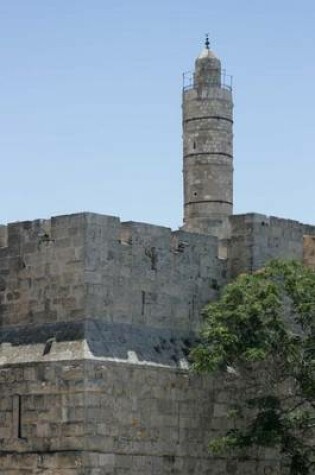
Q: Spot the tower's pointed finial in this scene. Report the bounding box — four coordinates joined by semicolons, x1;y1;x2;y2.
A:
205;33;210;50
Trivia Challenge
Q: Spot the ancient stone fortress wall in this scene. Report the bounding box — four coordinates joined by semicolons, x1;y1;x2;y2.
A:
0;211;313;474
228;213;315;277
0;212;225;331
0;359;281;474
0;212;234;475
3;210;312;331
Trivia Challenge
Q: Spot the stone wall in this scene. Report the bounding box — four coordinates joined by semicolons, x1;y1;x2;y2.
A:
0;359;280;475
0;361;86;457
229;213;315;277
85;218;225;330
0;214;86;327
1;210;314;474
0;213;225;332
2;211;314;332
303;235;315;270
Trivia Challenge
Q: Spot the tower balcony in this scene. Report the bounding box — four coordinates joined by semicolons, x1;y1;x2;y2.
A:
183;69;233;92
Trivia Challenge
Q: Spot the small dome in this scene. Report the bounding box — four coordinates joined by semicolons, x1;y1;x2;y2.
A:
197;48;218;60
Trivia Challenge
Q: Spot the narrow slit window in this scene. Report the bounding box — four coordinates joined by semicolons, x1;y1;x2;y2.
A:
12;394;22;439
141;291;146;316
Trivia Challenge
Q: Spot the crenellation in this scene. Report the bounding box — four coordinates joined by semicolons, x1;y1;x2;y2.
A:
0;212;225;332
82;214;225;330
0;215;88;327
2;96;311;340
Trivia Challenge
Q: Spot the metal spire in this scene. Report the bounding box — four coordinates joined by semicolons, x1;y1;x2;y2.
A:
205;33;210;50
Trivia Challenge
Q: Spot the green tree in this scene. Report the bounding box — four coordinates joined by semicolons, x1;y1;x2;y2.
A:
192;260;315;474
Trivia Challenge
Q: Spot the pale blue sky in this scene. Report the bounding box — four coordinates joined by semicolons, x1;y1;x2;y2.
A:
0;1;314;228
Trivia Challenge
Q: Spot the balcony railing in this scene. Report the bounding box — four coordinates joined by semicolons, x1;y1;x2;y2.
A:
183;69;233;91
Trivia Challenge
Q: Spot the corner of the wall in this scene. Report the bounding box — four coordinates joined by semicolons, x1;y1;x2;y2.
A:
303;235;315;270
0;225;8;248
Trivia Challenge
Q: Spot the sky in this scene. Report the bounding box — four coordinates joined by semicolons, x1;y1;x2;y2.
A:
0;0;314;229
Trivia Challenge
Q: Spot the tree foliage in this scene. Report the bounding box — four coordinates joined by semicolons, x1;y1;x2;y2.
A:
191;260;315;474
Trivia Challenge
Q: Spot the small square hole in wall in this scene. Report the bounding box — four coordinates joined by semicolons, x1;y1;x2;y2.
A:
218;242;228;260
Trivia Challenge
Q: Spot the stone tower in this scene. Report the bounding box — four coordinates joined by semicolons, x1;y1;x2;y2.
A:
182;37;233;240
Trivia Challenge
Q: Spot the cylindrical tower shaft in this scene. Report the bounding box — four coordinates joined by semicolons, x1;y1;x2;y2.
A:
182;43;233;240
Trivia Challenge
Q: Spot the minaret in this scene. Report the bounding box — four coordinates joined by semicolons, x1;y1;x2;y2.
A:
182;36;233;241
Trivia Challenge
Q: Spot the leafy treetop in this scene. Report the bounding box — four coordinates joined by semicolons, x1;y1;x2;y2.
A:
192;260;315;475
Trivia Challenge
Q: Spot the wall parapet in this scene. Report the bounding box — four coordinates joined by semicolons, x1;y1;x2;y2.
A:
228;213;315;277
0;212;226;331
